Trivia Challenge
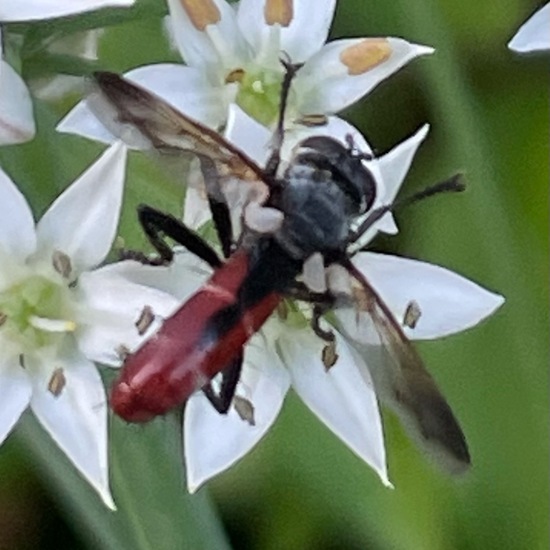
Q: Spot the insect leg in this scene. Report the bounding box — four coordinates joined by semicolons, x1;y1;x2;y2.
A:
264;58;304;177
198;157;233;259
201;352;243;414
138;204;223;268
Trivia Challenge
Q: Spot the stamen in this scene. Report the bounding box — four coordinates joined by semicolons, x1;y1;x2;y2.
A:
29;315;76;333
180;0;221;31
264;0;294;26
0;312;7;327
225;68;245;84
403;300;421;329
340;39;392;76
233;395;256;425
52;250;72;278
48;368;66;397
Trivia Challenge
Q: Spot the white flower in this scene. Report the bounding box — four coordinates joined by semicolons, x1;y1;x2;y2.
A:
0;0;135;22
508;3;550;52
0;28;35;145
116;118;504;491
0;143;177;508
57;0;433;142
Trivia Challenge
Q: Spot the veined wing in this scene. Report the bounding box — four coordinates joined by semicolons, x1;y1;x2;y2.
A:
88;71;271;205
333;261;471;474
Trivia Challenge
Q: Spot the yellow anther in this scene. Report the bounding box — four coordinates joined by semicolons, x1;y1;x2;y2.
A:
340;38;392;76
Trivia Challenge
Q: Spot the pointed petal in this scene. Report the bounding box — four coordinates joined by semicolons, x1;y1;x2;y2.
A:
0;359;32;444
295;38;433;115
0;0;134;21
366;124;430;239
57;64;228;143
184;332;291;492
508;4;550;52
352;252;505;340
166;0;247;68
0;61;35;145
237;0;336;61
36;142;127;273
29;351;115;509
278;327;390;485
0;166;37;261
75;263;180;366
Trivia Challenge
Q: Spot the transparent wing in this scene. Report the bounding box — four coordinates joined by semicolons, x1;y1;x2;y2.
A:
332;263;471;474
87;72;271;207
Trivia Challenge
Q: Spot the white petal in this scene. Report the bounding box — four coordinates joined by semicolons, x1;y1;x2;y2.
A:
184;332;291;492
57;64;228;143
508;3;550;52
166;0;247;68
278;327;390;485
0;166;37;261
105;251;212;301
352;252;505;340
183;183;212;229
75;263;180;366
237;0;336;62
29;351;115;509
295;38;433;115
0;0;134;21
0;61;35;145
225;103;271;165
366;124;430;239
36;142;127;273
0;360;32;444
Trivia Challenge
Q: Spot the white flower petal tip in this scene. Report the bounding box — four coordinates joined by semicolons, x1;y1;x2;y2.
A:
36;141;127;273
508;4;550;52
353;252;505;340
0;0;135;22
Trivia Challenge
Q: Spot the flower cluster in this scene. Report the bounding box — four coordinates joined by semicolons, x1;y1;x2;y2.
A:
1;0;509;508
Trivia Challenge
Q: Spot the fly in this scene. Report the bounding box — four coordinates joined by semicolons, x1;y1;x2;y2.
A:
90;62;470;473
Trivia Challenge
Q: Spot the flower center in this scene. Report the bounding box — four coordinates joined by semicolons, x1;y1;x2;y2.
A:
233;68;290;127
0;274;75;350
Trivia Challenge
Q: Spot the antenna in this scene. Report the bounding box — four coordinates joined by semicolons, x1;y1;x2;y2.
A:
348;174;466;244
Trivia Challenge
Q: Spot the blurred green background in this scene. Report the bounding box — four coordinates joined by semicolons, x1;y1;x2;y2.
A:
0;0;547;548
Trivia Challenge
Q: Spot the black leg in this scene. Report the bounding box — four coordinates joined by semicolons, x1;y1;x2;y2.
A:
137;204;223;268
264;58;304;178
198;157;234;259
201;353;243;414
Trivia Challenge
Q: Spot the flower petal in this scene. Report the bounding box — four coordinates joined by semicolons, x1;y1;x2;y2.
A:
36;142;127;273
508;3;550;52
29;350;115;509
0;166;37;261
352;252;505;340
75;262;180;366
57;64;228;143
166;0;247;68
0;61;35;145
0;358;32;444
278;327;390;485
0;0;134;22
359;124;430;243
184;331;291;492
237;0;336;62
104;250;213;301
295;38;433;115
225;103;271;165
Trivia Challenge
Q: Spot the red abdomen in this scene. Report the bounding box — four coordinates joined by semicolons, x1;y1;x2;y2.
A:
111;249;282;422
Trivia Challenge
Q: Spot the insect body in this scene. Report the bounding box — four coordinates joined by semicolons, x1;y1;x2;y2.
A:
112;135;376;422
93;68;470;473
